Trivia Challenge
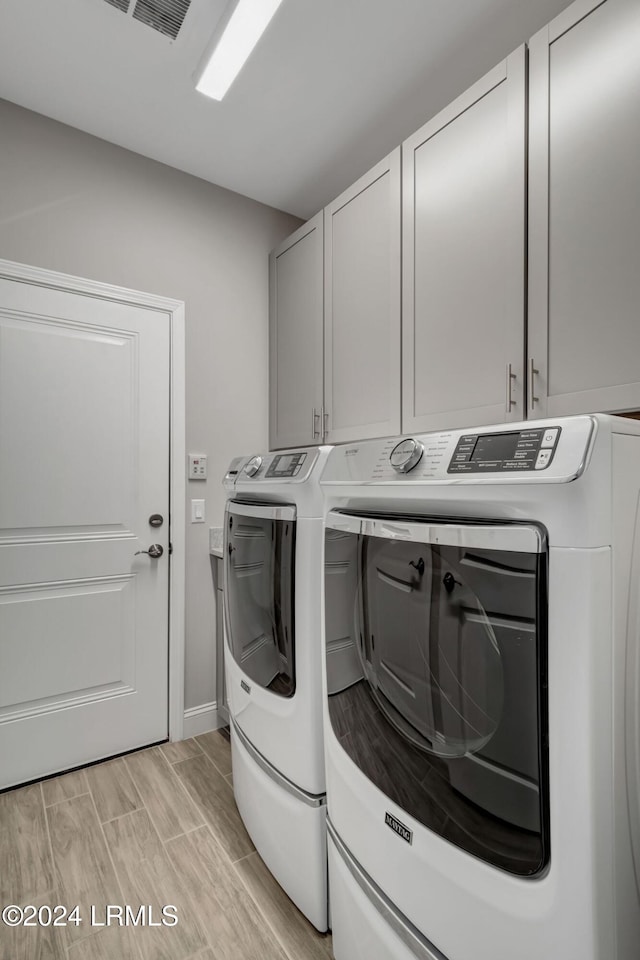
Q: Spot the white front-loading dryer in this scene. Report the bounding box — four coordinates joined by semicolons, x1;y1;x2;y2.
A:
223;446;332;932
320;415;640;960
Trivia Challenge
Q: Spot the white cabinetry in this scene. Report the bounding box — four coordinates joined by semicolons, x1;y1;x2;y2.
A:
528;0;640;417
269;213;323;450
270;152;401;449
324;150;401;443
402;46;527;433
270;4;640;445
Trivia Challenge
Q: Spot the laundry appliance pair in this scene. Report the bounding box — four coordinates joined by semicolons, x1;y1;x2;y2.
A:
224;414;640;960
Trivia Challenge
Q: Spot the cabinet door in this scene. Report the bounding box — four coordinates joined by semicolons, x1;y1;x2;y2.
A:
269;213;323;450
402;46;526;434
324;150;401;443
528;0;640;417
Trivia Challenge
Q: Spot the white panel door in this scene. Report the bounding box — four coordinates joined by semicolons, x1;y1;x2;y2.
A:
269;213;324;450
528;0;640;417
324;150;401;444
0;277;170;789
402;46;526;434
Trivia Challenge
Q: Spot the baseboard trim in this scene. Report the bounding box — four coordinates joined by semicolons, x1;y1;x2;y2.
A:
182;701;221;738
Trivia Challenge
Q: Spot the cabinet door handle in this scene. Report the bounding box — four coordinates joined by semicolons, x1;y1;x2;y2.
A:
323;409;329;441
505;363;517;413
529;358;540;410
312;408;321;439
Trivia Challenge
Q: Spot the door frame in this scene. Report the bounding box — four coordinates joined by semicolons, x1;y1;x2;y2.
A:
0;257;187;743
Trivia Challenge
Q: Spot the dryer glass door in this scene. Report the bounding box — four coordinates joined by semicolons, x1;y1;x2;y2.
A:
324;512;548;877
225;501;296;697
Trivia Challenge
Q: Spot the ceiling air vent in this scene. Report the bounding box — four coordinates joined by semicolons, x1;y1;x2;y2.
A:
104;0;130;10
132;0;192;39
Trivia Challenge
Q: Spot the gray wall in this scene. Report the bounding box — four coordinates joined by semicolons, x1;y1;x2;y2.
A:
0;98;301;714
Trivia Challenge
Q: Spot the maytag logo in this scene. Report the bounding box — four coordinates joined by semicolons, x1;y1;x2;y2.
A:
385;812;413;844
240;679;251;694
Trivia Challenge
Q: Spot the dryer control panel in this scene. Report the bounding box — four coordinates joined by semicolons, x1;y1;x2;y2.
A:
448;426;561;474
320;416;596;485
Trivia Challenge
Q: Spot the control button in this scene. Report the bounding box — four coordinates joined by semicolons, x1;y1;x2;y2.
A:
501;460;534;470
542;428;559;448
244;455;263;478
535;450;552;470
390;438;424;473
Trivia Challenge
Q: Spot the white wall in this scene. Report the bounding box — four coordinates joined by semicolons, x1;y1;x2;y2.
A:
0;98;301;715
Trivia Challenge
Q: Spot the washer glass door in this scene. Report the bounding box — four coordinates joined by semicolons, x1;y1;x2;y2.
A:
324;512;548;877
225;501;296;697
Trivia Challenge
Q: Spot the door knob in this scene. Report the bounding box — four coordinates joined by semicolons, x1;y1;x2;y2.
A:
135;544;164;559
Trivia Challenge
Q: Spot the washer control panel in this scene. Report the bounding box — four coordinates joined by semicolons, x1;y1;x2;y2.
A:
244;455;263;477
223;456;247;489
235;449;318;485
265;451;308;478
447;427;561;474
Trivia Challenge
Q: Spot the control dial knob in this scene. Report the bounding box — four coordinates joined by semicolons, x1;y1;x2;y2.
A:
390;438;424;473
244;456;263;478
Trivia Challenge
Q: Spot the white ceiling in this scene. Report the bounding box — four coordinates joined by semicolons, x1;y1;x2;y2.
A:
0;0;573;219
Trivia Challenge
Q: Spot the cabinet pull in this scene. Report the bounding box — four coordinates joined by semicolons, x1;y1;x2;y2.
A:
312;408;321;439
529;359;540;410
323;409;329;441
505;363;517;413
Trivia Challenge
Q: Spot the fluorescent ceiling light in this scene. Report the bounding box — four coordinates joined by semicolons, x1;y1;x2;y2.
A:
196;0;284;101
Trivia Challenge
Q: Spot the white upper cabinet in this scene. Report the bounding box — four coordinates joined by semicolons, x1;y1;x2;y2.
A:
269;213;324;450
402;46;527;434
528;0;640;418
324;150;401;444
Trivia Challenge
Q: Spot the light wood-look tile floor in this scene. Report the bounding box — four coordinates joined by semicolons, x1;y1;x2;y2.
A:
0;730;334;960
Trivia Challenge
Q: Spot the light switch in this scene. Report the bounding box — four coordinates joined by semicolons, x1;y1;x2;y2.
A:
191;499;205;523
188;454;208;479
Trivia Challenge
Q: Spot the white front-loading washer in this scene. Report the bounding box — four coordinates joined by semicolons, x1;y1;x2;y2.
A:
223;446;332;932
320;415;640;960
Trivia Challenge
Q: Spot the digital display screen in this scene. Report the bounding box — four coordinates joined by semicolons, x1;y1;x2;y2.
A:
448;426;559;474
266;452;307;478
273;455;296;473
471;432;520;462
